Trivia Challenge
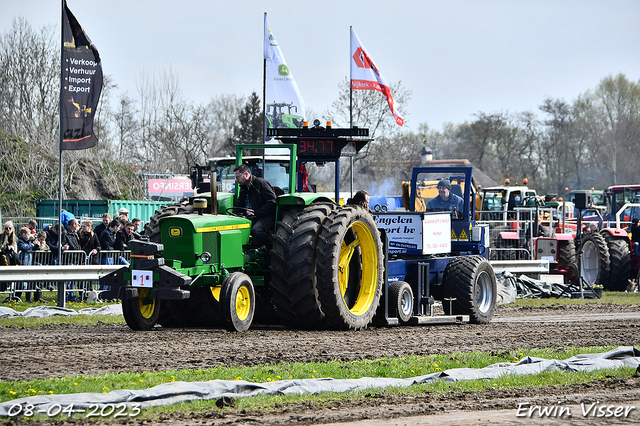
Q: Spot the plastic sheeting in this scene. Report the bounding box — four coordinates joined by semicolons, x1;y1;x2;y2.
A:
495;272;518;305
0;304;122;319
495;271;604;300
1;346;638;416
515;275;574;299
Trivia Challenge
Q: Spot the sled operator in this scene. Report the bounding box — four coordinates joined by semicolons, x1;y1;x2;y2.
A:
426;178;464;217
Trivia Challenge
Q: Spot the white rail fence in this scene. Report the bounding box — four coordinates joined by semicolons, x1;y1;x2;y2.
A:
0;250;129;303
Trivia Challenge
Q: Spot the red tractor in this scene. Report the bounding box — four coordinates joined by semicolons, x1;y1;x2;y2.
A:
570;189;637;292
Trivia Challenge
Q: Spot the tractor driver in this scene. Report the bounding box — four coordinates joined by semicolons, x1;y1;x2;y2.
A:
426;178;464;218
233;164;277;249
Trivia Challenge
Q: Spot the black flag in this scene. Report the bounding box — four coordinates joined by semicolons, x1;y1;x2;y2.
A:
60;1;103;150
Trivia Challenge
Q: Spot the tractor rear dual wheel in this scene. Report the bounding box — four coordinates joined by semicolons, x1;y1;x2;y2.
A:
316;206;384;330
270;203;335;329
558;239;576;268
602;235;631;291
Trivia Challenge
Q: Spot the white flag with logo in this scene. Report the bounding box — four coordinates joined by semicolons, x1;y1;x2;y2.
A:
350;28;403;126
264;14;305;132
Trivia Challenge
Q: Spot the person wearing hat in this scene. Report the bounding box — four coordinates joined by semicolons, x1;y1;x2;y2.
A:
426;178;464;217
117;207;130;225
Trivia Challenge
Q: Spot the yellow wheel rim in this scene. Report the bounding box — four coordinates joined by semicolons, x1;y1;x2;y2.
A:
211;285;221;302
138;289;156;319
235;285;251;321
338;220;378;317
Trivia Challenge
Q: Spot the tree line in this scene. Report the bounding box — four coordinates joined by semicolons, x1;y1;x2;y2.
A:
1;18;639;201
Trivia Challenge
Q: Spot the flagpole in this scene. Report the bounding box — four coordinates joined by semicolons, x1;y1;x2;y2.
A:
349;26;354;197
262;13;267;174
57;0;65;308
349;26;353;129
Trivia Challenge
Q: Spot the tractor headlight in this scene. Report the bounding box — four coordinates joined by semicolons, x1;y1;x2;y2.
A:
199;252;212;263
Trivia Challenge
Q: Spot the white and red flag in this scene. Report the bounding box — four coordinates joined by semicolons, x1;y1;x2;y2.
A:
350;28;403;126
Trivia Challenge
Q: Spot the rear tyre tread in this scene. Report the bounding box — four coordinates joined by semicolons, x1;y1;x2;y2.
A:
578;232;610;287
441;256;497;324
269;203;336;329
603;236;631;291
558;239;576;268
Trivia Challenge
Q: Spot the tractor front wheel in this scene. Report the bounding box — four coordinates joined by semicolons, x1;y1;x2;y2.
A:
316;206;384;330
122;288;161;330
220;272;255;332
442;256;497;324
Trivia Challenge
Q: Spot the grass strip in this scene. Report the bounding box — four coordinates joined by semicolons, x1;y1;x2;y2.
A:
0;345;636;419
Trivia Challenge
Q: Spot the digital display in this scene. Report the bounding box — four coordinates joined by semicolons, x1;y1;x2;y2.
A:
297;139;342;157
267;126;370;158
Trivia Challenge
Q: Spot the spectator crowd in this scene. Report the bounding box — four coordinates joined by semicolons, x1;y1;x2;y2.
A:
0;208;142;302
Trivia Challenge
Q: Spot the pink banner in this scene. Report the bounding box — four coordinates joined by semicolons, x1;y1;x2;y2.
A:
148;178;194;197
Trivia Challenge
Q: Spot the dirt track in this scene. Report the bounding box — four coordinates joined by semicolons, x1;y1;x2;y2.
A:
2;303;640;425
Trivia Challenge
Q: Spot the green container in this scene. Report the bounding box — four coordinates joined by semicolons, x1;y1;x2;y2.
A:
36;199;171;221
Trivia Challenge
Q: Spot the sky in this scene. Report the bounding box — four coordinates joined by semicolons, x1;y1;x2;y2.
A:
3;0;639;131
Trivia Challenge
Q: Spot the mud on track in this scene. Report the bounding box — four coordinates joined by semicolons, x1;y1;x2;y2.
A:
1;303;640;425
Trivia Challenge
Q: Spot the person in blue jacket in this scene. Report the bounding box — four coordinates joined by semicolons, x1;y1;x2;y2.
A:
17;227;37;302
426;179;464;218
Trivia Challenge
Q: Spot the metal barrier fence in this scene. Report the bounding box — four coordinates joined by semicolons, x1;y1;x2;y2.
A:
0;250;130;303
0;216;149;233
476;207;570;261
0;216;104;232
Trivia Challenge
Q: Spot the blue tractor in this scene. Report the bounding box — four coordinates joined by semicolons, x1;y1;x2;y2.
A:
372;166;496;325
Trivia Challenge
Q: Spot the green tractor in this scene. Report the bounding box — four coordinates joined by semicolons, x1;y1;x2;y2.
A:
101;125;382;332
264;102;304;140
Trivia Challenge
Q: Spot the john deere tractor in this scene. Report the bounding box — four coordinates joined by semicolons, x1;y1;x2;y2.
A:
101;123;383;332
264;102;304;140
102;123;497;332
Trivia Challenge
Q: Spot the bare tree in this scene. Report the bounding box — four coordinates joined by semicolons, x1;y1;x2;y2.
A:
207;93;245;157
0;18;58;149
111;92;139;162
589;74;640;184
133;68;212;174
